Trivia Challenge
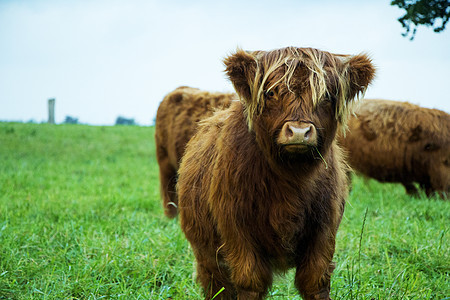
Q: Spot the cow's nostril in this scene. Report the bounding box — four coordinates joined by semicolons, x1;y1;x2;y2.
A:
303;125;317;143
286;126;294;138
304;127;312;140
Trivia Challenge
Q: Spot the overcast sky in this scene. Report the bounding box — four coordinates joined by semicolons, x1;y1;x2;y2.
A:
1;0;449;125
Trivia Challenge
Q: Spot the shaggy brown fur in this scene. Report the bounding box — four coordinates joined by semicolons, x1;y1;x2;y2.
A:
338;99;450;199
155;86;234;217
177;47;375;299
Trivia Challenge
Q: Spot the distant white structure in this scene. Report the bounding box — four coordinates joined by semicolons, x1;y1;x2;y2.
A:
48;98;55;124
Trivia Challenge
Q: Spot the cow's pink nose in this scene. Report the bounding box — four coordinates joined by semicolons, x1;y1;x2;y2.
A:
278;122;317;148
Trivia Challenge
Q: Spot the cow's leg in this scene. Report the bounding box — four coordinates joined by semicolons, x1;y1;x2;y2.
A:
403;182;419;197
295;231;336;300
156;146;178;218
192;246;237;300
420;182;435;198
224;243;272;300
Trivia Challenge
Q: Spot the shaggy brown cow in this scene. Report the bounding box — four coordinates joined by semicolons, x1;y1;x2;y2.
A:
155;86;234;218
338;99;450;198
177;47;375;299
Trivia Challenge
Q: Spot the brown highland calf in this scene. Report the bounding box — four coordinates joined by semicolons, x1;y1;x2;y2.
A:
155;86;234;218
338;99;449;199
177;47;375;299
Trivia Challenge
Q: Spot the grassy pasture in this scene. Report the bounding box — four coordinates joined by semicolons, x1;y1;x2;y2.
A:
0;122;448;299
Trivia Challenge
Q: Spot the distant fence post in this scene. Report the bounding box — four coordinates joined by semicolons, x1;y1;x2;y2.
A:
48;98;55;124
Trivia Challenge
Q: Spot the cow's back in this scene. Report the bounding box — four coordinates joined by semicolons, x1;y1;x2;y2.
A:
155;86;234;170
339;99;449;187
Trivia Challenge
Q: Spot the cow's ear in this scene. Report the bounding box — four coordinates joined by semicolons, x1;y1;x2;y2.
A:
344;54;376;101
223;49;257;102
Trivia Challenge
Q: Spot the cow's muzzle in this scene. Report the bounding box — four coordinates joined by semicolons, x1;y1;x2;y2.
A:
277;121;317;152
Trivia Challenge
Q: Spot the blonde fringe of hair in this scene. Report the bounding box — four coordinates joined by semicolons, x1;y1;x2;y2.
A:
244;47;366;132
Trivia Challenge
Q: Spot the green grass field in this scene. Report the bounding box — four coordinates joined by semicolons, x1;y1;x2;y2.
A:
0;122;448;299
